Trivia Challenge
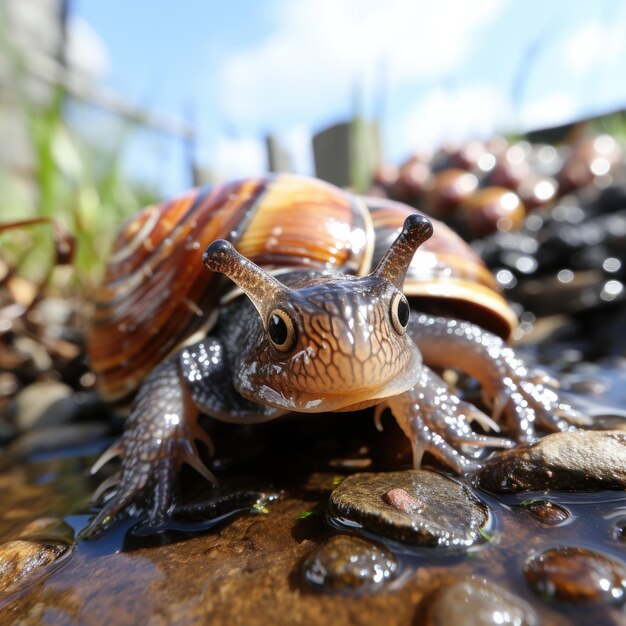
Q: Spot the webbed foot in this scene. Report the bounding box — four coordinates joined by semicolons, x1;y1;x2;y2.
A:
482;353;588;439
410;314;587;444
81;359;216;538
382;366;515;475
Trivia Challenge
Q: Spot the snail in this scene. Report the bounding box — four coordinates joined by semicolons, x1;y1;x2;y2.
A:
84;174;583;536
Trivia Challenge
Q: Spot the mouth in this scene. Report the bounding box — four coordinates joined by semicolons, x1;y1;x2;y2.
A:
254;342;423;413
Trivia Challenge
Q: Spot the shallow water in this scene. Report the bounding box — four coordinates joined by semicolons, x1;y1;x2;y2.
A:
0;361;625;625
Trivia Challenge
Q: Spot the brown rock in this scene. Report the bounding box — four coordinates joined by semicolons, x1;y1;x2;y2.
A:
0;539;68;598
522;499;571;526
328;470;488;548
524;546;626;604
423;578;538;626
302;534;399;592
477;430;626;493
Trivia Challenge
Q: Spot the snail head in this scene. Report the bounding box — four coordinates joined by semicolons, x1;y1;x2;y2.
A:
202;214;433;412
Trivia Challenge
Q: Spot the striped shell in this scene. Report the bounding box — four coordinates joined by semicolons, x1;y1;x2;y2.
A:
364;195;518;340
88;175;373;402
88;175;517;403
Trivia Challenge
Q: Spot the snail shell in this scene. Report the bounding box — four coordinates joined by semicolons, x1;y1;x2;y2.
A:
88;175;517;403
88;175;373;402
365;195;518;339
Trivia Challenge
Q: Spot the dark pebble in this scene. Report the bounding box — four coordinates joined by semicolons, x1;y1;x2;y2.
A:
12;381;72;432
612;520;626;543
522;499;571;526
18;517;75;545
6;423;111;461
524;546;626;604
302;534;399;593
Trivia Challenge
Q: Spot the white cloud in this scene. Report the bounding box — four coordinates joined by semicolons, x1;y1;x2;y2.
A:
218;0;506;129
276;125;314;174
561;21;626;76
209;136;267;180
66;15;110;80
395;84;510;155
518;92;578;130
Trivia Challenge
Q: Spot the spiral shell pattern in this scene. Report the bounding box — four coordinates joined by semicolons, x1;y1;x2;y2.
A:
88;174;373;402
364;195;518;339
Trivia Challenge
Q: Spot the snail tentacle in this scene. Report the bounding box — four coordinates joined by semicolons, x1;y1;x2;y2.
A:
203;240;292;321
371;214;433;289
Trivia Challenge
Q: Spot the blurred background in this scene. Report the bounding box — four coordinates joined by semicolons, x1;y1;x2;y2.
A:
3;2;626;191
1;0;626;287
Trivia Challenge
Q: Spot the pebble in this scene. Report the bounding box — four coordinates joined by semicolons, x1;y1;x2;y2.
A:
524;546;626;604
423;578;538;626
12;336;53;372
6;423;110;461
611;519;626;543
477;430;626;493
0;418;17;446
0;373;18;399
11;381;73;432
302;534;399;593
328;470;488;548
0;539;69;599
522;499;571;526
29;391;111;429
18;517;75;545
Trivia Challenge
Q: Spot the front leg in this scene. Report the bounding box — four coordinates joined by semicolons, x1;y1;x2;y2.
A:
408;314;587;442
84;337;281;538
382;365;515;474
82;355;216;538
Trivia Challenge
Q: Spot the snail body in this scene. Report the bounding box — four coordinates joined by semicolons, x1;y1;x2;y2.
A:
84;174;581;536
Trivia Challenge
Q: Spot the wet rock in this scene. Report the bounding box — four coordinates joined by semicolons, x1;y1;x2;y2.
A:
562;375;609;395
12;381;73;432
18;517;75;545
5;423;110;461
29;391;110;429
328;470;488;548
0;419;17;446
422;578;538;626
301;534;399;593
524;546;626;604
12;337;53;372
612;520;626;543
0;539;69;598
0;373;18;400
521;499;571;526
477;430;626;493
27;297;74;328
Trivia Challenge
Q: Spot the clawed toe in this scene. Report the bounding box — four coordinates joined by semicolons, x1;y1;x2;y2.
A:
84;425;217;538
92;472;122;504
517;376;588;432
90;438;125;475
81;483;145;538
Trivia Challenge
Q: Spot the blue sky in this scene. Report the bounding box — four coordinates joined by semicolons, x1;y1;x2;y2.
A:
71;0;626;196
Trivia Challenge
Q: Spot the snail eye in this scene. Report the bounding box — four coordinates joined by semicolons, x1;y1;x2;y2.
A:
390;293;410;335
268;309;297;352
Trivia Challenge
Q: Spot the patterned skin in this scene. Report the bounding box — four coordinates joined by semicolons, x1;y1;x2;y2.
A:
82;214;582;537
